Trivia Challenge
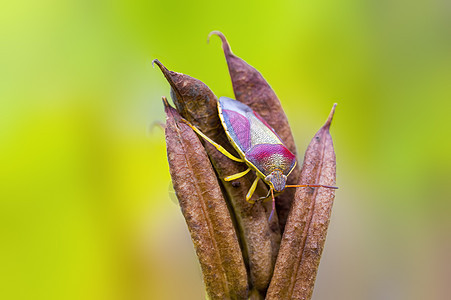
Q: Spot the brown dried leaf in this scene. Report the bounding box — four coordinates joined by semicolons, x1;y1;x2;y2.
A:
164;97;248;299
155;60;280;293
209;31;301;231
266;104;337;300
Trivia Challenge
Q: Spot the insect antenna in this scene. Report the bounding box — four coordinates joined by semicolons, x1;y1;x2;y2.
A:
285;184;338;189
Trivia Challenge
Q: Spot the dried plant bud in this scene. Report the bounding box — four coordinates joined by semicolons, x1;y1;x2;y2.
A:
208;31;301;231
164;97;248;299
266;104;337;300
155;60;280;294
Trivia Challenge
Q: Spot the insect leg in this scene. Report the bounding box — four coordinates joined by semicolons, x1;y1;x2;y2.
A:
181;119;244;162
224;167;251;181
268;187;276;221
245;176;260;203
258;188;271;201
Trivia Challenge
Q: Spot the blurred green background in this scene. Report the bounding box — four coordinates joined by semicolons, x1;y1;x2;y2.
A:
1;0;450;299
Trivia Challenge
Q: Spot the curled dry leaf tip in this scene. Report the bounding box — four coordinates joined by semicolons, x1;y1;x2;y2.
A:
152;59;167;70
206;31;218;44
324;103;337;129
208;31;233;55
152;59;173;86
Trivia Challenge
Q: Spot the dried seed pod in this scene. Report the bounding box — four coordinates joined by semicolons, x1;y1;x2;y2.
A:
164;97;248;299
266;104;337;300
155;60;280;293
153;59;219;137
208;31;301;231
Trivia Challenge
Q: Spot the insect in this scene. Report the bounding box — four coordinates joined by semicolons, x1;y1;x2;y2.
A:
184;97;337;219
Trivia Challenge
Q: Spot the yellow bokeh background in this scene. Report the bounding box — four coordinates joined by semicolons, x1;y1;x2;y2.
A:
1;1;450;299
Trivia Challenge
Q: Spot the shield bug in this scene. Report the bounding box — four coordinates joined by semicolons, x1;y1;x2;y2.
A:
184;96;337;219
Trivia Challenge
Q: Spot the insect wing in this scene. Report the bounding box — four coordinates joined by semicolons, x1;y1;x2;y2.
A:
218;97;253;153
219;97;283;148
218;97;296;177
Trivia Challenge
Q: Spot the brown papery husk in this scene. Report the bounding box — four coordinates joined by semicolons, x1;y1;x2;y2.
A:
155;60;280;294
266;104;337;300
209;31;301;231
164;97;248;299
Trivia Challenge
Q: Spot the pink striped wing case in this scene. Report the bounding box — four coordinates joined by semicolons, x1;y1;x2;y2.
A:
217;97;296;179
